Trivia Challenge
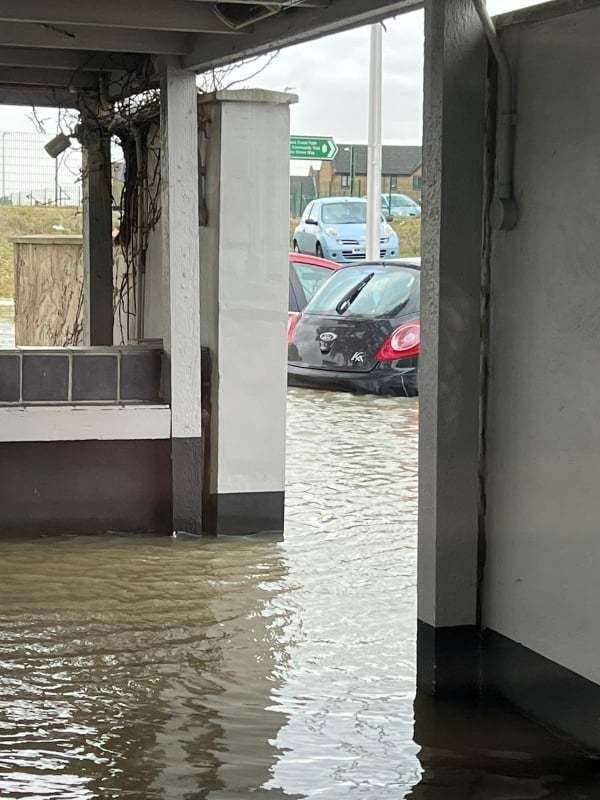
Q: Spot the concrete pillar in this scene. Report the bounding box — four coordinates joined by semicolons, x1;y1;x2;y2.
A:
417;0;487;696
82;125;113;346
199;90;295;535
160;60;203;534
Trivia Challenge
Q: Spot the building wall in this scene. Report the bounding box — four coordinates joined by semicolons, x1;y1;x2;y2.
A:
313;161;421;201
483;6;600;707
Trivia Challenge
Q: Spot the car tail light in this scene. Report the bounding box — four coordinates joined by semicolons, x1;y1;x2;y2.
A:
376;320;420;361
287;312;301;344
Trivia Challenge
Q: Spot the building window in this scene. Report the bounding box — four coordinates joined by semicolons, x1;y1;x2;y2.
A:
390;175;397;189
413;175;423;191
341;174;351;188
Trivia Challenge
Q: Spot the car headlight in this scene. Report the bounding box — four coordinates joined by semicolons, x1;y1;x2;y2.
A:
384;224;394;236
325;227;339;238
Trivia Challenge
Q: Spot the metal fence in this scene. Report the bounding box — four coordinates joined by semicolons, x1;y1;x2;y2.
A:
0;131;83;207
290;178;376;218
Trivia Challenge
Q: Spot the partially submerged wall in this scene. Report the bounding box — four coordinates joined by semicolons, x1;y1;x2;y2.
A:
483;3;600;748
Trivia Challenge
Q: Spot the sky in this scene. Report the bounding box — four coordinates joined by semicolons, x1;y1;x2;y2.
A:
0;0;550;156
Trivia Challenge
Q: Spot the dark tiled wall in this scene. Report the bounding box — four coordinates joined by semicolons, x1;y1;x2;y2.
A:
0;348;163;405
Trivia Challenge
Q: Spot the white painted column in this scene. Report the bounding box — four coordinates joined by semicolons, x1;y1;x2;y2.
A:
160;59;203;534
199;90;296;535
418;0;487;696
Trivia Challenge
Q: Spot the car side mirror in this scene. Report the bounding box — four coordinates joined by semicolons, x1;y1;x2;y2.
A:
386;214;394;223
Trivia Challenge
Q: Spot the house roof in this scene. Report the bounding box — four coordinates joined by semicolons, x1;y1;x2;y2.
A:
333;144;422;176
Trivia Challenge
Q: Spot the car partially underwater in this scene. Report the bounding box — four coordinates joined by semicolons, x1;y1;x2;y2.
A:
288;258;420;397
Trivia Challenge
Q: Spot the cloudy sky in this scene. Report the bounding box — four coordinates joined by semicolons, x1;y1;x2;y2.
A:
1;0;549;151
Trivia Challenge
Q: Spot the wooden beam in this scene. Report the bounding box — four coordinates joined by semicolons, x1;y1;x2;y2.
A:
494;0;600;29
0;66;100;89
190;0;330;5
0;85;79;106
0;46;145;71
83;128;114;346
0;0;240;34
0;22;190;55
184;0;422;70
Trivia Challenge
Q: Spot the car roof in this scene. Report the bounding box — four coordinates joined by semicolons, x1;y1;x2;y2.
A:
314;196;367;205
347;257;421;271
288;252;343;270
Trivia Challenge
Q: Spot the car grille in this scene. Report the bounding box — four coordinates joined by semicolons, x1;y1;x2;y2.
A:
339;238;387;246
342;250;387;260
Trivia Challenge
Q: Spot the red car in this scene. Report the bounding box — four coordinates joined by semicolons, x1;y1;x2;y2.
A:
288;252;343;343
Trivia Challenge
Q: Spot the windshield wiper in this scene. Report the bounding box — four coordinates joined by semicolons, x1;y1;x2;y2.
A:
335;272;375;315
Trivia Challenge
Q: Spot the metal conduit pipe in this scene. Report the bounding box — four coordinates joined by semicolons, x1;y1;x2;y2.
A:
472;0;518;230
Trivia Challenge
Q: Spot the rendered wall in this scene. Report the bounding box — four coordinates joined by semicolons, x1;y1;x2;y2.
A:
483;5;600;723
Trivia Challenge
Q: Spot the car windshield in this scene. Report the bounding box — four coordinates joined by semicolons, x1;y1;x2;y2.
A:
389;195;418;208
306;265;417;318
321;202;367;224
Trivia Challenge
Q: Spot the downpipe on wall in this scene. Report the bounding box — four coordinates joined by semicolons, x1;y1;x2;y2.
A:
472;0;518;230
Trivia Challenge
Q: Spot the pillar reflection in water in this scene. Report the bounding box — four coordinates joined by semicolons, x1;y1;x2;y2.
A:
408;692;600;799
264;390;421;797
0;534;291;799
0;387;426;799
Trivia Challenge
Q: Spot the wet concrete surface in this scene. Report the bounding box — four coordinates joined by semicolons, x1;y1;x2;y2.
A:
1;303;599;797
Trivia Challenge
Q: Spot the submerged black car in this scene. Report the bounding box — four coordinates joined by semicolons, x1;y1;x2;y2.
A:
288;259;420;397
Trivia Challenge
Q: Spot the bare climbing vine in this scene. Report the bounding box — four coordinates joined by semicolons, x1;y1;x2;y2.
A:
27;52;280;344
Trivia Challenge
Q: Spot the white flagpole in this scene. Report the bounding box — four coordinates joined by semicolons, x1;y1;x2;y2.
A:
366;23;383;261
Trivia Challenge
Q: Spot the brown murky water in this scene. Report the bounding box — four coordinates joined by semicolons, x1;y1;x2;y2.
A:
1;303;599;798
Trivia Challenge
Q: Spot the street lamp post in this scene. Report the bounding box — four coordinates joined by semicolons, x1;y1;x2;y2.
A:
366;23;383;260
344;145;356;196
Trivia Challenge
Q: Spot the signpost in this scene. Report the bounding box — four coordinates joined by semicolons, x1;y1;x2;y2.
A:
290;136;338;161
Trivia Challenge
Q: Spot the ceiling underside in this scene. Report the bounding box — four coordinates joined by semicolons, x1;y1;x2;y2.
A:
0;0;422;107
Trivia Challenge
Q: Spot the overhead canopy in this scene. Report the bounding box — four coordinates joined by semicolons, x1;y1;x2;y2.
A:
0;0;421;107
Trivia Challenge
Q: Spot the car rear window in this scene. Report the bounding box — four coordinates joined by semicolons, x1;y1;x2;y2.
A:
292;262;334;303
305;266;417;318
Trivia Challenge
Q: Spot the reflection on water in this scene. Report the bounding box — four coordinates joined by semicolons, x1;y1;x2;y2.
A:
0;379;598;797
0;300;14;348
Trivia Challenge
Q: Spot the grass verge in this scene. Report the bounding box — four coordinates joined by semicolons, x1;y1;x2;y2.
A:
0;206;82;298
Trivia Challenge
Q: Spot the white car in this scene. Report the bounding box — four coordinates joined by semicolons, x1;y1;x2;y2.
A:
381;193;421;219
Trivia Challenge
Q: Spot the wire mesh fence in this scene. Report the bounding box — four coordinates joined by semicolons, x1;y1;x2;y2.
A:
0;131;83;207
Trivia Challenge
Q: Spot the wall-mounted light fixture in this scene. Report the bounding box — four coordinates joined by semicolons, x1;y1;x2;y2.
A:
44;133;72;159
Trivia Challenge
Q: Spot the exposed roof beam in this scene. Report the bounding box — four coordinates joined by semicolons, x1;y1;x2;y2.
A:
0;0;240;34
0;46;145;71
185;0;330;5
184;0;422;70
0;66;102;89
0;22;191;54
0;85;79;107
199;0;331;5
494;0;600;29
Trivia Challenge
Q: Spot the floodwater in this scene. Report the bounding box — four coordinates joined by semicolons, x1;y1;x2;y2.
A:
1;305;599;798
0;300;14;348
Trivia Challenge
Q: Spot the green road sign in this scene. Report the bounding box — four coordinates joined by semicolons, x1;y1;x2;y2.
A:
290;136;338;161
